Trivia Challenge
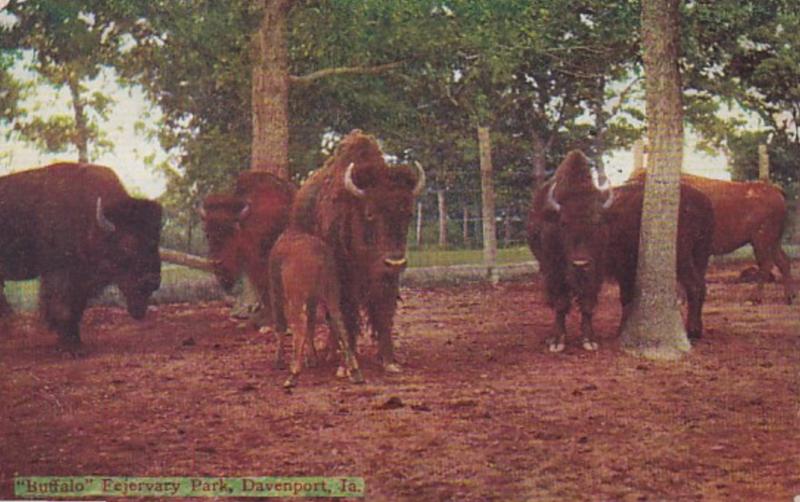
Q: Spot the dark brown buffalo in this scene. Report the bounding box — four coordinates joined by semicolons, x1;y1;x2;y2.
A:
0;162;162;345
268;229;363;388
605;179;715;340
527;150;615;352
630;169;794;304
289;130;425;373
200;171;296;323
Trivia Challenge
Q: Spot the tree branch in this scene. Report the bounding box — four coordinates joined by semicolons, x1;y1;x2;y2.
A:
289;61;404;85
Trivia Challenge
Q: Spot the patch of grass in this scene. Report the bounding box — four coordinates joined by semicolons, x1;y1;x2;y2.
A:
4;265;226;312
408;246;532;268
4;244;796;310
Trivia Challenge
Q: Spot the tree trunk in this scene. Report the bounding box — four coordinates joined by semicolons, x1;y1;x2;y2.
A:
159;248;214;272
67;74;89;163
503;210;512;247
758;144;770;182
478;126;498;284
531;131;548;190
620;0;689;360
437;189;447;248
251;0;292;178
591;77;609;184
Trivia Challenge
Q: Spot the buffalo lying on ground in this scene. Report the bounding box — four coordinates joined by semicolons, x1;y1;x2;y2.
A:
288;130;425;372
527;150;615;352
0;163;162;346
200;171;296;323
528;151;715;350
630;169;794;304
268;229;364;388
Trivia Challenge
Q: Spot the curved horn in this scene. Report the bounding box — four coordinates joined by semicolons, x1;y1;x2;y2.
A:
412;161;426;197
343;162;366;199
238;202;251;221
96;197;117;232
592;169;615;210
545;182;561;212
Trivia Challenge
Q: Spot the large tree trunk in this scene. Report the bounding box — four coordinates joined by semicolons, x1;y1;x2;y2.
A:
67;74;89;163
251;0;292;178
620;0;689;360
478;126;498;284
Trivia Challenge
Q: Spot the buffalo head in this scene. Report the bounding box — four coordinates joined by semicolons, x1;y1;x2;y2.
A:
543;151;614;278
96;197;163;319
199;194;250;291
343;160;425;279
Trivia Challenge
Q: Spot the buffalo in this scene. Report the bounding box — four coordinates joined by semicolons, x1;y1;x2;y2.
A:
268;229;363;388
528;151;715;351
605;178;715;340
527;150;615;352
0;162;162;346
288;130;425;373
200;171;296;324
631;169;794;304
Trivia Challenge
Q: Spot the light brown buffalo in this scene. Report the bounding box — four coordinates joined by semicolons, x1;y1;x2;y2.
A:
630;169;795;304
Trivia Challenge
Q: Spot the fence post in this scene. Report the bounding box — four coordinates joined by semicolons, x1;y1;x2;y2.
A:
415;201;423;248
758;144;770;182
437;189;447;248
462;206;469;247
478;126;499;284
633;138;646;171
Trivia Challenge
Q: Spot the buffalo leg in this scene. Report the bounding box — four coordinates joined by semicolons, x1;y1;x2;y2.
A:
367;285;401;373
40;271;86;347
268;263;288;370
547;296;570;353
579;306;598;351
0;279;13;317
340;292;361;354
304;298;319;368
328;304;364;384
616;272;636;335
774;246;796;305
679;258;706;340
283;300;308;388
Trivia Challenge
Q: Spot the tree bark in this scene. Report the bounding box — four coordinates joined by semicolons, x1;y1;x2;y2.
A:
251;0;292;178
67;74;89;163
478;126;498;284
437;189;447;248
620;0;689;359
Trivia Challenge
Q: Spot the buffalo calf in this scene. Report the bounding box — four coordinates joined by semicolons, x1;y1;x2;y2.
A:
268;229;364;388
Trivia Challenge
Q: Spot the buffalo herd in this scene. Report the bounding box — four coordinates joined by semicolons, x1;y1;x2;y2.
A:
0;130;795;386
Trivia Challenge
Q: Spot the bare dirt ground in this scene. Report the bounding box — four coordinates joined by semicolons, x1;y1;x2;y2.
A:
1;261;799;501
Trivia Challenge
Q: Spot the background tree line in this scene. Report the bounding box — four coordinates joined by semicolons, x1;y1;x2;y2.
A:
1;0;798;254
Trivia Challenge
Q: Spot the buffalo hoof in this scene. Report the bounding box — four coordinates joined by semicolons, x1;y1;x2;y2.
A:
582;340;599;351
336;365;347;379
384;362;403;374
348;369;365;385
547;340;565;353
283;374;298;389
